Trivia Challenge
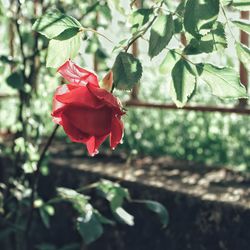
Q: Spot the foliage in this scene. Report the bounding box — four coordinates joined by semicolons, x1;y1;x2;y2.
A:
0;0;249;249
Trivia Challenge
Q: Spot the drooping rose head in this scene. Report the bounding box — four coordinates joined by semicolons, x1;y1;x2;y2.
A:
52;60;125;156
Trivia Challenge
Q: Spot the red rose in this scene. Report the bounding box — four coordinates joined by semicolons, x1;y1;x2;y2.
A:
52;60;125;156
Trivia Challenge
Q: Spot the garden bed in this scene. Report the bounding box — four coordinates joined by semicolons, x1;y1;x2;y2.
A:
46;143;250;250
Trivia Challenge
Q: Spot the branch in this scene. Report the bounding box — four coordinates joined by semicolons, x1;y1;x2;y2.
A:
25;124;59;249
125;0;164;52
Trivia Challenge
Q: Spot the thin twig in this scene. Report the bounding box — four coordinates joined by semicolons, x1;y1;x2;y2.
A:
25;124;59;249
125;0;164;52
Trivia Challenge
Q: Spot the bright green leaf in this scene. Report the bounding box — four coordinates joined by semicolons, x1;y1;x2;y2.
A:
231;19;250;35
148;14;174;58
198;63;248;98
112;52;142;90
6;71;24;90
77;214;103;245
171;59;197;107
114;207;134;226
231;0;250;11
33;9;81;39
96;180;133;225
159;49;181;74
57;187;89;214
46;32;81;68
236;42;250;72
130;8;153;34
184;0;219;38
143;200;169;228
184;22;227;54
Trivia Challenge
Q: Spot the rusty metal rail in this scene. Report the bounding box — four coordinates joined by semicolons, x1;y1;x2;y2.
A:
125;100;250;115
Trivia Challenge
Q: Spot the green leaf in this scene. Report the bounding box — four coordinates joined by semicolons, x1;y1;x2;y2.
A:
236;42;250;72
39;204;55;229
198;63;248;98
6;71;24;90
184;22;227;55
231;19;250;35
77;214;103;245
96;180;134;226
173;18;183;34
159;49;181;74
112;52;142;90
173;0;186;33
142;200;169;228
96;180;129;211
99;3;112;21
130;8;153;34
33;9;81;39
114;207;134;226
46;32;81;68
148;14;174;58
54;27;80;40
39;207;50;228
57;187;89;214
231;0;250;11
95;211;115;225
0;192;3;214
184;0;220;38
171;59;197;107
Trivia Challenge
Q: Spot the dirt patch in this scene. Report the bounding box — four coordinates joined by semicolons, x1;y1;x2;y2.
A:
45;143;250;250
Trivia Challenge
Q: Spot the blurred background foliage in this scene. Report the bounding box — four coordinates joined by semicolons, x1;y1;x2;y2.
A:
0;0;249;249
0;0;249;171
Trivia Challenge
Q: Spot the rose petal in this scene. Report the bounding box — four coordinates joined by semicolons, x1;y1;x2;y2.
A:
86;134;108;156
58;60;99;87
86;83;124;115
55;86;104;109
52;84;71;124
110;116;124;149
61;113;90;143
62;105;112;137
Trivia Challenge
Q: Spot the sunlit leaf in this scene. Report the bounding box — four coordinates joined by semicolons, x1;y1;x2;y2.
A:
46;32;81;68
184;22;227;54
236;42;250;72
198;63;248;98
159;49;181;74
114;207;134;226
148;14;174;58
231;0;250;11
231;19;250;35
112;52;142;90
56;187;89;214
96;179;133;225
184;0;219;38
33;9;81;39
130;8;153;34
171;59;197;107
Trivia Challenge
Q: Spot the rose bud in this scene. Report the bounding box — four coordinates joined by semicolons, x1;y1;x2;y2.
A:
52;60;125;156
